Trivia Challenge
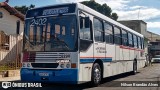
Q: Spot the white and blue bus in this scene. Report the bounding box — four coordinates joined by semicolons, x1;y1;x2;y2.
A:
21;3;145;86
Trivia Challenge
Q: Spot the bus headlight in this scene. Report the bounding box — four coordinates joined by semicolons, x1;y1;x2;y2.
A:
60;64;65;68
27;63;31;67
66;63;70;68
22;63;26;67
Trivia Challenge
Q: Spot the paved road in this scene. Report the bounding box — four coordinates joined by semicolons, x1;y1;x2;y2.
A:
2;63;160;90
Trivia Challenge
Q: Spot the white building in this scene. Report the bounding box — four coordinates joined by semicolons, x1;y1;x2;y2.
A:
0;2;24;35
0;2;24;62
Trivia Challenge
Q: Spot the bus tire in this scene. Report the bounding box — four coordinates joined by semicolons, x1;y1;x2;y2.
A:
91;63;101;86
132;60;137;75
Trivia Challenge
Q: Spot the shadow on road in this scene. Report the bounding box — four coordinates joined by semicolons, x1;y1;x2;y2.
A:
10;72;139;90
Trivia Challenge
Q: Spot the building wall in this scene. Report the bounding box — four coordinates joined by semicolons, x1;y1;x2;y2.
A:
140;21;147;37
118;20;148;54
0;8;24;61
0;8;24;35
146;31;160;42
0;35;22;61
118;20;147;36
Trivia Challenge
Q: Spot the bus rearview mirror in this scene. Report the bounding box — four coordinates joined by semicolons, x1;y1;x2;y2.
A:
80;17;83;29
85;17;90;28
80;17;90;29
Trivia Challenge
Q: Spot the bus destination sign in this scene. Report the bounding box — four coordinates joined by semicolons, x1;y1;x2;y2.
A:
42;7;69;16
26;4;76;18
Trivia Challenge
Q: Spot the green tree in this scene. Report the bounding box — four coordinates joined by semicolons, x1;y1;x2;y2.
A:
81;1;118;20
111;13;118;21
14;4;35;14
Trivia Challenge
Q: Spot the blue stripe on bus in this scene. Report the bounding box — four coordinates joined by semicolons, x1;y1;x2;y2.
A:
80;58;112;63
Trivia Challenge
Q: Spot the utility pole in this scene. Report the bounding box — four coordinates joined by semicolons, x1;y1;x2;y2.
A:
138;8;141;20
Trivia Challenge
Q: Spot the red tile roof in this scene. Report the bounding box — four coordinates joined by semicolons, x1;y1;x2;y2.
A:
0;2;24;21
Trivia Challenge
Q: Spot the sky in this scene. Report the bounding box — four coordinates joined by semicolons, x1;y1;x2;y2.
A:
0;0;160;35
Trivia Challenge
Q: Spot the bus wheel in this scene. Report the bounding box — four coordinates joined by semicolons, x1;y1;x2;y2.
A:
91;63;101;86
132;60;137;75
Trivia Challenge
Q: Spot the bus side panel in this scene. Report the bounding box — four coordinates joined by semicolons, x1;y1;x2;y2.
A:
119;47;124;74
123;48;131;72
79;63;92;82
79;44;94;82
115;45;120;75
103;44;115;77
137;51;145;69
103;63;112;77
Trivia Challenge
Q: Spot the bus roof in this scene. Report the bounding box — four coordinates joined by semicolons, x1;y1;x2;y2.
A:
26;3;143;38
77;3;143;38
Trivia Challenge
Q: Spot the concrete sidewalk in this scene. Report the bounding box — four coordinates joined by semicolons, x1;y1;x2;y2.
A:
0;76;20;81
0;70;20;81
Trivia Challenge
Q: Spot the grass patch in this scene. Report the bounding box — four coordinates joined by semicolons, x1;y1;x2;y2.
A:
0;63;21;71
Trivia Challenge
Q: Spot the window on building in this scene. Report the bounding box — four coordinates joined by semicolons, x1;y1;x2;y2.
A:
94;18;104;42
0;32;9;50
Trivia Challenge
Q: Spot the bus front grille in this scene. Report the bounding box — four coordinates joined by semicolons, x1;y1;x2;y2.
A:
34;52;71;62
31;63;59;68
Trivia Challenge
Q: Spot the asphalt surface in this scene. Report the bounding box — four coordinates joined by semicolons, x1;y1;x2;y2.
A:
2;63;160;90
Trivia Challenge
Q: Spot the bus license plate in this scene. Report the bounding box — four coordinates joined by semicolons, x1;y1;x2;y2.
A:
39;72;49;76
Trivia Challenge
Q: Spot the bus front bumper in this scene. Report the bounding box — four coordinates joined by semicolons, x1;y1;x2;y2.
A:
20;68;78;84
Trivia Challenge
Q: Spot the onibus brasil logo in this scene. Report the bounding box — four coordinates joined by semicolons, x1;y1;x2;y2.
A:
2;82;11;89
1;82;42;89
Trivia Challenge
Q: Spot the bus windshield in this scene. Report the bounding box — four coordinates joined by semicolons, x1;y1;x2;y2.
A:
23;15;78;52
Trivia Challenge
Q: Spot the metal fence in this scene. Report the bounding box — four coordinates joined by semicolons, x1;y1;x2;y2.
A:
0;34;22;71
0;59;21;71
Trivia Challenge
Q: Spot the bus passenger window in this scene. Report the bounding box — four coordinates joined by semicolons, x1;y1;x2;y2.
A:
71;28;74;36
36;26;41;43
133;35;138;48
47;23;51;41
104;22;113;44
138;37;141;49
94;18;104;42
121;29;128;46
62;26;66;35
29;26;34;42
141;38;144;49
114;26;121;45
55;24;60;34
128;33;133;47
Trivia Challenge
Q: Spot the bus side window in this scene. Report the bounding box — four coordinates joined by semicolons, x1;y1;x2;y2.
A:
80;16;91;40
114;26;121;45
133;35;138;48
29;26;34;42
128;33;133;47
141;38;144;49
93;18;104;42
121;29;128;46
104;22;113;44
138;37;141;49
79;16;92;52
